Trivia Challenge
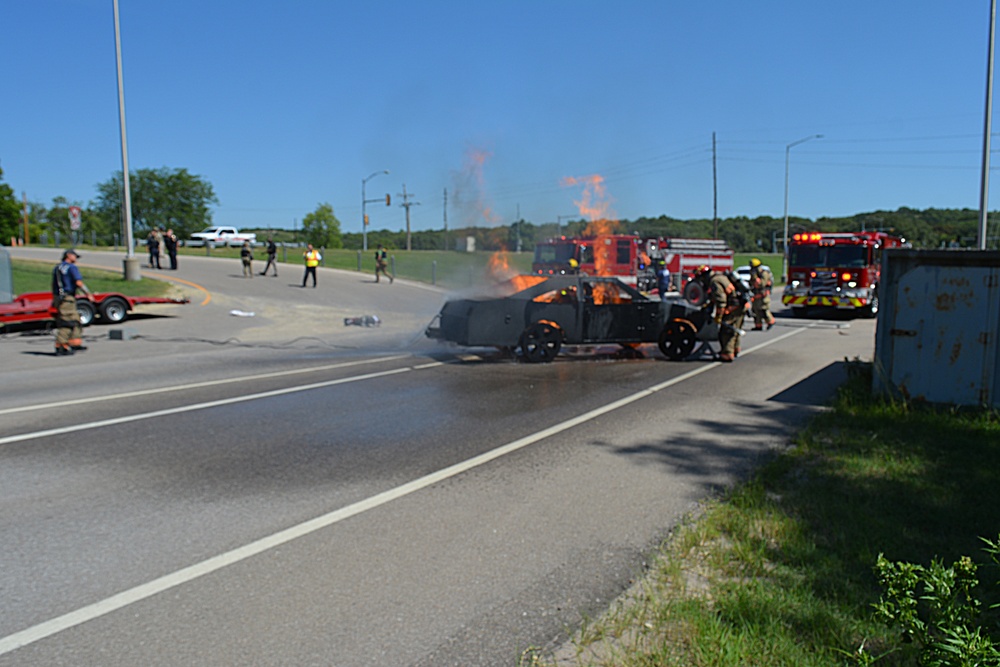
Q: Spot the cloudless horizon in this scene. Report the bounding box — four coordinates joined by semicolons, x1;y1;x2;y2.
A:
3;1;1000;236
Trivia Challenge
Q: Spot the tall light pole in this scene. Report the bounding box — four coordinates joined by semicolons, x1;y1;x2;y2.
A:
782;134;822;282
113;0;139;281
361;170;389;252
979;0;996;249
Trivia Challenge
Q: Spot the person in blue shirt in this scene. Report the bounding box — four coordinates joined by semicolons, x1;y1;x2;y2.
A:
655;259;672;300
51;248;93;356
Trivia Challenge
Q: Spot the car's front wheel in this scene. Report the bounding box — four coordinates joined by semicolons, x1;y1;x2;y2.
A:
520;321;562;363
658;319;696;360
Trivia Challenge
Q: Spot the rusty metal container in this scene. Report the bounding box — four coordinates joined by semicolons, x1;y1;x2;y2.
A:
873;249;1000;406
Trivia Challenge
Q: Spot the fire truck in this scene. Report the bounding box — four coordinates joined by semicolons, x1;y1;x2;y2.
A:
782;230;907;318
531;235;733;293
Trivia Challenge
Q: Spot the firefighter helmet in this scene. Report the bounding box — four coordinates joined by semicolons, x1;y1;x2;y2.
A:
568;258;579;268
695;264;711;277
750;258;762;268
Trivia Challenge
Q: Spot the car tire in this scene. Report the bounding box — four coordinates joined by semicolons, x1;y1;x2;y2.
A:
76;299;96;327
658;319;696;360
100;296;129;323
520;321;562;363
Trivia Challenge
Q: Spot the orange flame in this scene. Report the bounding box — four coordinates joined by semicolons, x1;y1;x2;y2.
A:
561;174;621;279
488;249;546;293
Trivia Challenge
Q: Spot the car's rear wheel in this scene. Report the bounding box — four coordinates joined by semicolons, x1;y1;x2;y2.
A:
99;296;129;323
75;299;95;327
520;321;562;363
658;319;696;360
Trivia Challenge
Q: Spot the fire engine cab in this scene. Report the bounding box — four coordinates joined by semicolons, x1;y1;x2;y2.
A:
782;230;907;318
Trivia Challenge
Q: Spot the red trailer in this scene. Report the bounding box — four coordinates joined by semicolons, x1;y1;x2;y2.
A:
0;291;189;328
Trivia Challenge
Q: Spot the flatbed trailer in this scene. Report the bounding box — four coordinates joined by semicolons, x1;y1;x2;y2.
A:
0;291;189;328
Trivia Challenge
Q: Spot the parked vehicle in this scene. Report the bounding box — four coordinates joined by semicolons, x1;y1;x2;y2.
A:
0;291;189;328
187;226;257;247
782;231;907;318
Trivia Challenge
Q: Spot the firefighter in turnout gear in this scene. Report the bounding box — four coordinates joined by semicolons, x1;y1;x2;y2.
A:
52;249;93;356
748;258;775;330
695;265;746;362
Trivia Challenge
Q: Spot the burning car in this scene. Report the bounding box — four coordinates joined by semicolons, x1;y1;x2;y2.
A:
425;275;711;362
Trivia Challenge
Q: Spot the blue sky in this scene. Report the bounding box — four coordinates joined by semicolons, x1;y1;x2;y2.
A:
2;0;997;235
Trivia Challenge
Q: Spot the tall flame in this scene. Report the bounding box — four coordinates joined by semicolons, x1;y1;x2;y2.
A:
561;174;622;303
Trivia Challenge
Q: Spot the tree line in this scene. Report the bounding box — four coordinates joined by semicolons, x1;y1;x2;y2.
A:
1;165;995;252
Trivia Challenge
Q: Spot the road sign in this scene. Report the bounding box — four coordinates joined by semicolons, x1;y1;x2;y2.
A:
69;206;82;231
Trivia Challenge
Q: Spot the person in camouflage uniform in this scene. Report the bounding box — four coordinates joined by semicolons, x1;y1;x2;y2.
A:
748;258;775;330
695;265;745;362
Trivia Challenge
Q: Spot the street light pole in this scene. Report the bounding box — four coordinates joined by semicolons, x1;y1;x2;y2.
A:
113;0;140;281
361;170;389;252
782;134;823;282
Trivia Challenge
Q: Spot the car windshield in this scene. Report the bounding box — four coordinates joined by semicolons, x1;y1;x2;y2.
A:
790;244;868;268
199;227;220;234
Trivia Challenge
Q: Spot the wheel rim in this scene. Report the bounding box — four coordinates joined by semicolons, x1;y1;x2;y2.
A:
521;323;561;362
102;298;128;322
76;301;95;326
658;320;696;360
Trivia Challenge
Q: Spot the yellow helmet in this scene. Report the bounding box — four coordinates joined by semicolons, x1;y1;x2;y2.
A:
750;258;762;268
568;258;579;268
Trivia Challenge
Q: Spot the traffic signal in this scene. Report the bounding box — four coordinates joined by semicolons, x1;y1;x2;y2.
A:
364;214;369;226
385;194;391;206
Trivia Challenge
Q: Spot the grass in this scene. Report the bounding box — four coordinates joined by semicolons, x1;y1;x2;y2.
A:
12;259;172;297
534;363;1000;666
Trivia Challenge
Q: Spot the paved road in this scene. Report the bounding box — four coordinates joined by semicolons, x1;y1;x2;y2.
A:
0;248;874;666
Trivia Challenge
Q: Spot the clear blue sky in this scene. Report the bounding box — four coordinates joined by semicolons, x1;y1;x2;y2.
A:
2;0;998;235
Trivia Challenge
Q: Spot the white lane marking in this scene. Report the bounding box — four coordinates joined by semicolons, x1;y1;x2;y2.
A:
0;355;412;416
0;328;807;656
0;366;417;447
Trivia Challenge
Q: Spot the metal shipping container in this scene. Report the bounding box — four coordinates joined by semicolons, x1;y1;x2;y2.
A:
873;249;1000;407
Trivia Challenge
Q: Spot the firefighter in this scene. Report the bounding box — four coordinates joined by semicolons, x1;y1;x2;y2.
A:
695;265;745;362
748;258;776;330
52;248;93;356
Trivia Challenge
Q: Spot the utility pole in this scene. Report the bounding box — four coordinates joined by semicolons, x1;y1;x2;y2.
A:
712;132;718;239
398;184;420;251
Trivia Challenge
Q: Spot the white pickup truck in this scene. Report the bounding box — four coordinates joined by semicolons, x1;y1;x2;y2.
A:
187;226;257;247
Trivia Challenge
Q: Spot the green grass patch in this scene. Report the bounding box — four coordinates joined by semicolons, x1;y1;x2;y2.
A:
169;245;534;289
12;259;171;298
544;365;1000;666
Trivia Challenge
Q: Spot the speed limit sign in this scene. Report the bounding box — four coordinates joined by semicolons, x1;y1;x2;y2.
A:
69;206;82;231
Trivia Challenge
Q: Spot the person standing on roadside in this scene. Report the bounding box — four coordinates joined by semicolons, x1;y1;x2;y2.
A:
147;228;161;269
164;228;178;270
52;248;93;356
302;243;321;287
260;236;278;277
240;241;254;278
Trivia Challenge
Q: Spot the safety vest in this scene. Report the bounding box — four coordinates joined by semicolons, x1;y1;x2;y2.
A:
304;250;320;267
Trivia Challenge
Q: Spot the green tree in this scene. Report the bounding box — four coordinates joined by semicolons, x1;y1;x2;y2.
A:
301;203;342;249
0;166;22;244
93;167;218;239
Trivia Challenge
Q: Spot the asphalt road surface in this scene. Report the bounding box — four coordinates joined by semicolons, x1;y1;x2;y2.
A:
1;248;874;666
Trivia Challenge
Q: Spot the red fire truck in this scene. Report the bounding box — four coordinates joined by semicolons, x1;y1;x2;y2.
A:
531;235;733;293
782;230;907;318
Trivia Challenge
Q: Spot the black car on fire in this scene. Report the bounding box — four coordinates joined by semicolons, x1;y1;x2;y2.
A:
425;275;710;362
